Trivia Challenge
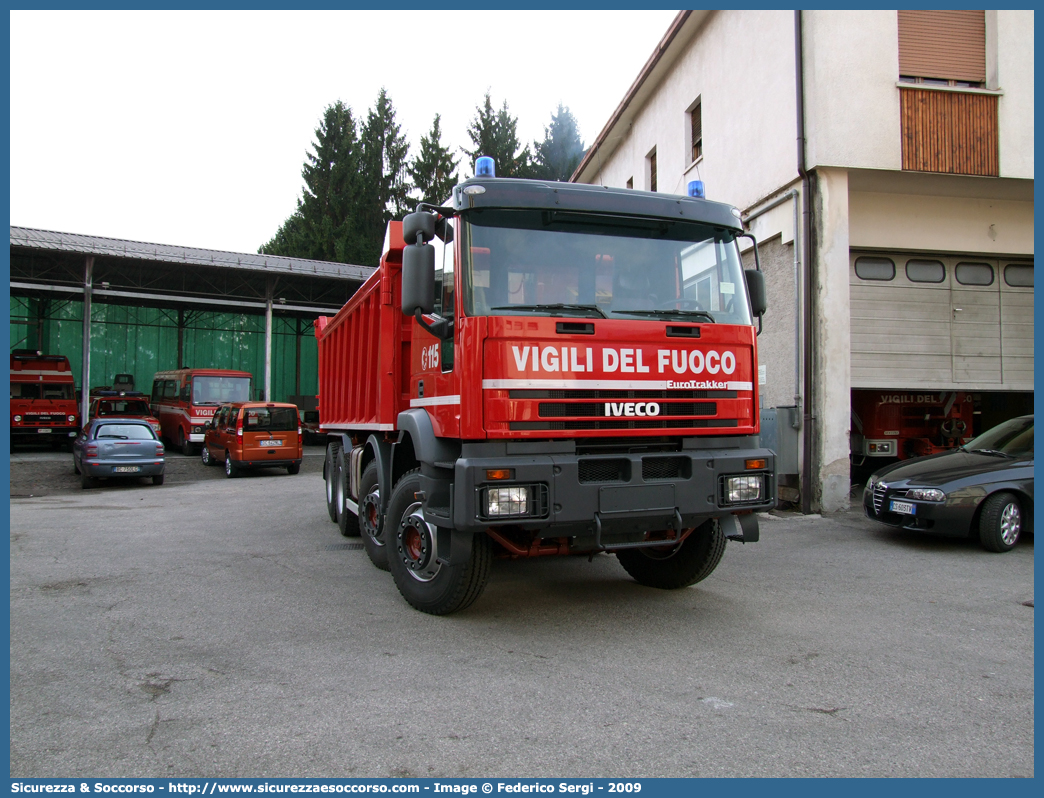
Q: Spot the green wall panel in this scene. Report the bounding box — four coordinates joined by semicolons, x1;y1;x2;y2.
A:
11;297;321;404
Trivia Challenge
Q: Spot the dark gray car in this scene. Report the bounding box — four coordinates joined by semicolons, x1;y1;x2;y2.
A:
72;418;166;489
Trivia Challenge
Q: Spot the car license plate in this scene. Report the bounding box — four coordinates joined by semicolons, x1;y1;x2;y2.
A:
260;439;282;447
36;428;52;434
890;500;915;515
113;466;141;473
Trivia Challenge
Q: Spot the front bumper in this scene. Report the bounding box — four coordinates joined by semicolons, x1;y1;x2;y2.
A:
436;442;775;540
12;426;78;439
862;484;977;537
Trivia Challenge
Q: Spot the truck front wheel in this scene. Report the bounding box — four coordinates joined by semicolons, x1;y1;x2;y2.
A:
616;519;726;589
386;469;492;615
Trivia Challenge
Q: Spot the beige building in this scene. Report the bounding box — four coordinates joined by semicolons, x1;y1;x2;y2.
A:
573;9;1034;512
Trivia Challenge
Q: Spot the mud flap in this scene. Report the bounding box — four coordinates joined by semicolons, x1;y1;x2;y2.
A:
720;513;760;543
436;527;474;566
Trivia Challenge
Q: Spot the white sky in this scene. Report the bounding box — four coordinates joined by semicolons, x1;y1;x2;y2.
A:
10;9;680;257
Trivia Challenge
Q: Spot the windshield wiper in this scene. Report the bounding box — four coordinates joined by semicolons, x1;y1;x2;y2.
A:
614;308;716;323
490;303;607;319
966;448;1014;458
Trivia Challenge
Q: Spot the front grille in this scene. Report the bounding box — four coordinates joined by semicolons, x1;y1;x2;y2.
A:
538;402;716;418
511;419;738;431
20;415;65;425
642;456;688;480
578;458;629;483
873;483;886;513
512;389;736;400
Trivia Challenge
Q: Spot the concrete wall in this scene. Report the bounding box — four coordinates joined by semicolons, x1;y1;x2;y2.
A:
996;10;1035;178
588;10;798;213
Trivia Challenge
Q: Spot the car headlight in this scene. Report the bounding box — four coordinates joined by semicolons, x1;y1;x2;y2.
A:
866;473;880;489
905;488;945;502
67;414;76;422
13;415;21;422
725;474;763;503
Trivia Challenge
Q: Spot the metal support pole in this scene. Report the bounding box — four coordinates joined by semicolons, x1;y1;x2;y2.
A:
177;308;185;369
80;256;94;425
294;317;302;398
264;287;273;402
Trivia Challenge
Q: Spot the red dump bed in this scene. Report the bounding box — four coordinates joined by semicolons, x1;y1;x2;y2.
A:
314;222;411;433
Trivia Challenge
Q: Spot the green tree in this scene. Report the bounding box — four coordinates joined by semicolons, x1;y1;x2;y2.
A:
531;103;585;182
408;114;459;206
463;91;530;178
260;100;367;264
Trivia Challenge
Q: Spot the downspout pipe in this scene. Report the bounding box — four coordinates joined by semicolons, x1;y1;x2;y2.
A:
795;10;814;514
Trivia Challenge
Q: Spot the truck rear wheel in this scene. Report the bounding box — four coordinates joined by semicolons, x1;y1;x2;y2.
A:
324;442;341;523
386;470;492;615
336;446;361;537
616;519;726;589
358;462;387;570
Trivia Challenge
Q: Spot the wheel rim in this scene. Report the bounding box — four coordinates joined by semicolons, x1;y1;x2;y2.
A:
225;454;232;476
334;467;344;514
361;488;382;546
201;446;209;465
1000;502;1021;545
326;457;334;503
396;501;440;582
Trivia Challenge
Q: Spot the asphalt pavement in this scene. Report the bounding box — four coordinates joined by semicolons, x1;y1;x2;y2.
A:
9;451;1034;778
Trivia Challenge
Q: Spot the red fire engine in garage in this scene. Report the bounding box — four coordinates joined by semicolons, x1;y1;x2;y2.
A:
10;350;79;446
851;389;974;462
315;159;776;614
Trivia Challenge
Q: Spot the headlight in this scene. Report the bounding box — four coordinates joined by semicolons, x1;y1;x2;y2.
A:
906;488;945;502
867;473;879;488
487;486;529;516
725;475;763;503
13;415;21;422
67;414;76;422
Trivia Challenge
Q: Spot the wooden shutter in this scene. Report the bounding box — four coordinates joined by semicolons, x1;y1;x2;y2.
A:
691;103;703;162
898;10;986;83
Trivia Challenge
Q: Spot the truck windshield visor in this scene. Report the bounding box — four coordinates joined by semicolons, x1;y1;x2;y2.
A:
192;376;250;405
461;210;752;325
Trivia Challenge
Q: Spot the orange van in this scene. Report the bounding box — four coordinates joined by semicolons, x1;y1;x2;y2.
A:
201;402;303;477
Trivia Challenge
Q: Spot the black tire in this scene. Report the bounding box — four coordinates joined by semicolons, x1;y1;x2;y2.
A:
152;474;165;486
336;447;361;537
73;458;80;475
324;442;341;523
224;450;239;479
386;470;492;615
201;443;213;467
287;462;300;475
616;519;727;589
358;462;387;570
978;492;1022;553
80;472;94;490
179;427;194;457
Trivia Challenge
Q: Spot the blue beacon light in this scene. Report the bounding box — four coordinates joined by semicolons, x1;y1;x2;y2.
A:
688;180;705;198
475;156;496;177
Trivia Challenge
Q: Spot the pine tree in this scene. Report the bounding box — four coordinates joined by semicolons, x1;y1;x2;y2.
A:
408;114;460;206
356;88;411;265
531;103;585;182
260;100;365;264
463;91;531;178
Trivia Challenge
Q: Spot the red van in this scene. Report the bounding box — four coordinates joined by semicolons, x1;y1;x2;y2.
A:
200;402;303;477
10;351;79;446
150;368;253;454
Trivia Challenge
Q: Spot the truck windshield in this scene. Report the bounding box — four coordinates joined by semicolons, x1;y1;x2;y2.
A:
192;376;250;405
460;210;752;325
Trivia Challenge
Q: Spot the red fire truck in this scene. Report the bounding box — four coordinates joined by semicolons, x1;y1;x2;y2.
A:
316;163;775;614
10;350;80;446
851;389;974;462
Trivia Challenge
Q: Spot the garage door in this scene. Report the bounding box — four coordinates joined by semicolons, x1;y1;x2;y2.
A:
850;253;1033;391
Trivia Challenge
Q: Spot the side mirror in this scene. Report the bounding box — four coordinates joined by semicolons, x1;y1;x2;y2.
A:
745;269;767;318
402;211;436;245
402;243;436;316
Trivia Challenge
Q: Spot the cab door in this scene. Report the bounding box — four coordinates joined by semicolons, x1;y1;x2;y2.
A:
410;218;461;438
